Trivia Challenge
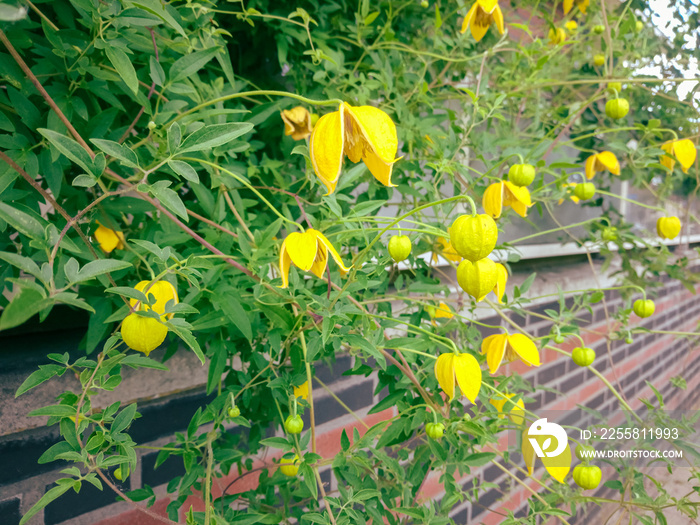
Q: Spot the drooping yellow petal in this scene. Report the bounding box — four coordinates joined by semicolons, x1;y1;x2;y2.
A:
460;2;478;33
674;139;697;173
492;5;505;34
660;142;675;171
309;242;328;278
132;280;179;320
453;353;482;403
522;434;536;475
483;182;504;219
578;0;589;14
584;155;597;180
95;223;125;253
281;106;313;141
476;0;499;13
434;302;453;319
509;334;541;367
284;231;319;271
343;104;399;165
541;442;572;483
279;242;291;288
508;397;525;426
503;181;532;217
471;12;491;42
482;333;508;374
314;230;352;273
435;353;455;401
294;381;309;400
309;109;344;195
597;151;620;175
563;0;574;14
494;263;508;303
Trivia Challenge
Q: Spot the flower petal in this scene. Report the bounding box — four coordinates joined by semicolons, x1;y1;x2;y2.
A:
492;5;505;34
279;241;292;288
563;0;573;13
95;223;123;253
584;154;597;180
509;334;541;366
470;13;491;42
482;182;504;219
343;104;398;165
674;139;697;173
435;353;455;401
522;433;536;476
361;149;398;187
482;334;507;374
460;2;479;33
453;353;482;403
494;263;508;303
314;230;352;273
660;142;675;171
284;231;319;271
477;0;499;14
309;243;328;278
310;109;344;195
597;151;620;175
542;442;572;483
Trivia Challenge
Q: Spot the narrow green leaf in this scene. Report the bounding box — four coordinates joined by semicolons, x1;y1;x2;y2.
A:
0;251;44;281
217;295;252;341
28;404;76;417
112;403;138;433
20;482;73;525
16;364;64;397
168;160;199;183
149;55;165;86
130;0;187;37
167;322;205;364
90;139;139;168
176;122;254;154
259;437;293;451
150;181;189;221
38;128;95;176
38;441;75;464
105;46;139;95
0;202;45;240
167;122;181;153
0;287;52;331
169;46;221;83
73;259;132;283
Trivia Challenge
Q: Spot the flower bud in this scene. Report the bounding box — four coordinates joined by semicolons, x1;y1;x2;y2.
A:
388;235;412;262
508;163;536;187
450;214;498;262
573;183;596;200
632;299;655;318
593;54;605;67
605;98;629;120
656;216;681;239
593;25;605;34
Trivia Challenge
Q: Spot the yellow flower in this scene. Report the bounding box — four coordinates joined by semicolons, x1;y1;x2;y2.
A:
493;263;508;303
657;216;681;240
548;27;566;45
309;102;399;195
94;222;125;253
281;106;313;141
564;20;578;32
434;352;482;403
279;229;351;288
121;313;168;356
483;181;533;219
584;151;620;179
660;139;697;173
460;0;505;42
558;183;580;205
563;0;589;14
481;333;541;374
279;454;300;477
490;393;525;425
431;237;462;264
457;258;498;302
131;280;179;320
294;381;310;400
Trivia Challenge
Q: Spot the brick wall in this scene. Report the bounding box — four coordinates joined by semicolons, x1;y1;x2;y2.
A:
1;252;698;525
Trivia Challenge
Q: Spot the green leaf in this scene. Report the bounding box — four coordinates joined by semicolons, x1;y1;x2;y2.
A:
0;251;44;281
0;202;45;240
216;295;252;341
167;122;181;153
169;47;221;83
300;462;318;500
345;334;385;369
72;174;97;188
20;482;73;525
167;321;205;364
129;0;187;37
16;364;64;397
150;180;188;221
112;403;137;433
149;55;165;86
53;292;96;313
38;128;95;176
90;139;139;168
121;354;169;371
463;452;496;466
259;437;293;451
28;404;76;417
168;160;199;183
105;46;139;95
0;3;28;21
72;259;133;283
38;441;75;464
176;122;254;154
0;287;52;331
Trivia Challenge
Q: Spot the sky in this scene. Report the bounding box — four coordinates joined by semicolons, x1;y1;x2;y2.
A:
640;0;699;103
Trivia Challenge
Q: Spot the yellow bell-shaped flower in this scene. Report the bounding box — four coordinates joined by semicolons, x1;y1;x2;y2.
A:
481;333;541;374
279;229;351;288
281;106;313;141
563;0;589;14
294;381;310;400
585;151;620;179
660;139;696;173
434;352;482;403
94;222;125;253
121;313;168;356
457;258;498;302
656;216;681;240
490;393;525;425
432;237;462;263
309;103;400;195
130;280;179;320
493;263;508;303
483;181;532;218
460;0;505;42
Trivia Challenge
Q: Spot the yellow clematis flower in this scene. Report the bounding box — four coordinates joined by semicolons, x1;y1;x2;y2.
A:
564;20;578;32
548;27;566;45
131;280;179;321
563;0;589;14
657;216;681;240
494;263;508;303
281;106;313;141
121;314;168;356
558;183;580;205
585;151;620;179
294;381;309;400
432;237;462;263
434;352;482;403
490;393;525;425
481;333;541;374
309;102;400;195
95;222;125;253
279;229;351;288
483;181;533;218
428;302;454;326
660;139;697;173
460;0;505;42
